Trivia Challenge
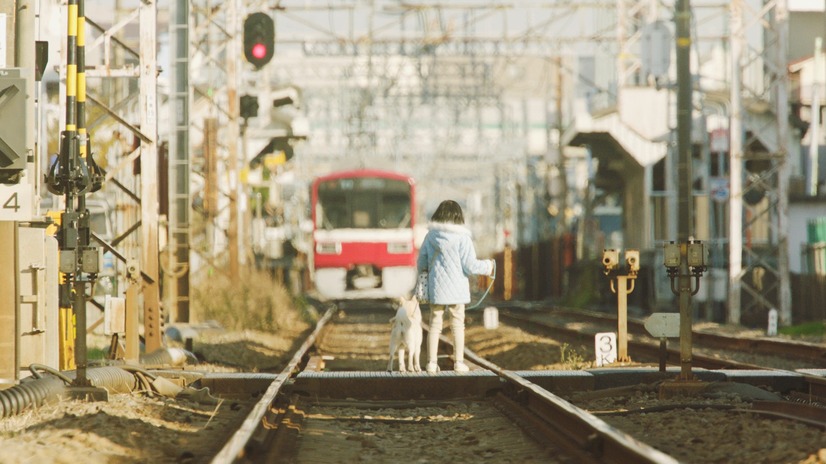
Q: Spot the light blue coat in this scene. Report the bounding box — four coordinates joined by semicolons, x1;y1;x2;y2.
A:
417;222;493;305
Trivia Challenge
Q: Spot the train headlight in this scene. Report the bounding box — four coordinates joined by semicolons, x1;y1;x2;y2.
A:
387;242;412;254
316;242;341;254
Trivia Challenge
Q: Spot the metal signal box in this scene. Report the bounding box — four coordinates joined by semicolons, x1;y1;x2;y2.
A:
663;242;681;269
0;68;31;184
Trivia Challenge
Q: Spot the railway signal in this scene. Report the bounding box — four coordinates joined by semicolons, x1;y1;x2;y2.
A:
240;94;259;119
601;248;640;364
0;69;30;184
243;12;275;69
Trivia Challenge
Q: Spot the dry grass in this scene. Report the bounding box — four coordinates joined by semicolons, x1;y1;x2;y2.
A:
191;266;312;333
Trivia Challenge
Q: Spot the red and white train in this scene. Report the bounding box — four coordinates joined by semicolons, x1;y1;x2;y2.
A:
311;169;418;299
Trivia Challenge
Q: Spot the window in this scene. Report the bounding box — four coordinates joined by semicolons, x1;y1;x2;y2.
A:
317;177;411;229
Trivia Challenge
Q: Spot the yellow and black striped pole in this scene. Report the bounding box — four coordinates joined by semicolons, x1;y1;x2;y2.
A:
71;0;92;387
76;0;95;191
76;0;86;163
58;0;79;372
66;0;77;135
57;1;99;395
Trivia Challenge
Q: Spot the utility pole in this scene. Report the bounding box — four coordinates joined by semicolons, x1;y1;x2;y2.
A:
728;0;744;324
661;0;708;397
675;0;694;382
809;38;822;197
774;1;792;328
554;56;569;233
139;0;162;352
727;0;791;326
227;0;240;282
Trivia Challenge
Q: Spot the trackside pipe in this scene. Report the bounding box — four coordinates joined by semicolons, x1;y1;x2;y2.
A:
140;347;197;366
0;366;137;419
0;348;194;419
0;375;65;418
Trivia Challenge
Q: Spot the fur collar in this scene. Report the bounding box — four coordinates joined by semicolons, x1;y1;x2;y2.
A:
427;222;472;235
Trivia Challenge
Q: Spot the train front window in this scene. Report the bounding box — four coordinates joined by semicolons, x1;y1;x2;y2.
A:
378;193;411;228
318;195;349;229
317;177;411;230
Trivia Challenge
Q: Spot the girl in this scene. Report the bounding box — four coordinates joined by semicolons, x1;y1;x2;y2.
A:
417;200;495;373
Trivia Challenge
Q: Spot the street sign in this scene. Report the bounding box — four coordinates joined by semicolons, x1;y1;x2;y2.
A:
710;177;729;203
641;21;672;81
644;312;680;338
710;128;729;153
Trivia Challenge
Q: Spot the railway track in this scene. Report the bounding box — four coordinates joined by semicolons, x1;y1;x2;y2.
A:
209;302;677;463
511;304;826;366
7;298;822;462
199;300;826;463
494;303;826;398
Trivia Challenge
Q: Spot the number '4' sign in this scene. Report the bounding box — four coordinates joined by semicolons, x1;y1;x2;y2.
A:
3;192;20;212
0;183;32;221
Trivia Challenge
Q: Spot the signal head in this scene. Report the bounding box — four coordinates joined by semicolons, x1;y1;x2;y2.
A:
602;249;619;274
243;12;275;69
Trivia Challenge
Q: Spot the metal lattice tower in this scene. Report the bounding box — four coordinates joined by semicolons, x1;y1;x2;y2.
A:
179;0;790;322
188;0;245;282
728;0;791;325
57;0;162;352
167;0;191;322
180;1;626;259
266;1;624;252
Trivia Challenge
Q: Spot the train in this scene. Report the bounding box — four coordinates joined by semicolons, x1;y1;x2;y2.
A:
311;169;417;299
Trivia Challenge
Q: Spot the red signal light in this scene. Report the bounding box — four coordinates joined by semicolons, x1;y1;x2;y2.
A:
252;43;267;60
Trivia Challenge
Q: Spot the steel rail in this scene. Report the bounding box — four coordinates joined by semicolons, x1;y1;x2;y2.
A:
210;304;337;464
462;349;679;464
498;307;826;399
497;308;817;370
210;301;825;463
218;304;681;462
547;306;826;363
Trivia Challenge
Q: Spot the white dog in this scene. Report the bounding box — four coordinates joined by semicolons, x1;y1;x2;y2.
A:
387;295;423;372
